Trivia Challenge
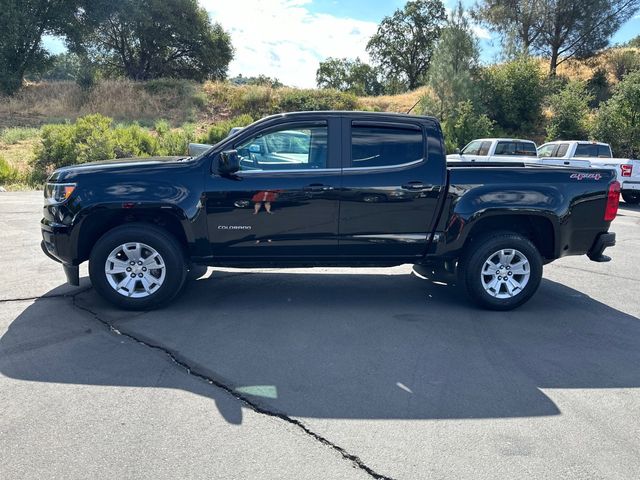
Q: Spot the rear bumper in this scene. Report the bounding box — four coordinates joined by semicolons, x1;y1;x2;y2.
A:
587;232;616;262
622;180;640;192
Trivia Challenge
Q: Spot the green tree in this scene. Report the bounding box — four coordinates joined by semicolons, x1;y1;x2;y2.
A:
608;49;640;81
546;80;593;140
536;0;640;75
0;0;100;94
478;56;545;132
78;0;233;81
442;100;494;153
316;57;383;96
472;0;545;55
587;67;611;107
627;35;640;48
427;2;479;119
366;0;446;91
592;69;640;157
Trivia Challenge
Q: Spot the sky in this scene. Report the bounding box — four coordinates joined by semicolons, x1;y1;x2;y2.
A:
43;0;640;88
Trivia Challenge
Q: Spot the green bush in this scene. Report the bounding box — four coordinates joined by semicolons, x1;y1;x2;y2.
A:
0;127;40;145
143;78;196;97
442;100;494;153
592;70;640;158
0;156;20;184
231;86;276;118
276;88;359;112
31;113;197;182
200;114;254;144
478;56;545;133
546;81;592;141
156;123;195;155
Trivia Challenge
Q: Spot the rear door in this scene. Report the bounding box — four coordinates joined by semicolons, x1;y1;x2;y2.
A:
337;117;445;258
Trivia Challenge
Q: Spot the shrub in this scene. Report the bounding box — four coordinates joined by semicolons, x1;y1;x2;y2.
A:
157;123;196;155
592;70;640;158
143;78;196;97
608;49;640;81
231;86;275;118
276;88;359;112
0;127;40;145
587;68;611;108
546;81;592;141
31;113;198;182
442;100;494;153
477;56;545;133
200;114;254;144
0;156;20;184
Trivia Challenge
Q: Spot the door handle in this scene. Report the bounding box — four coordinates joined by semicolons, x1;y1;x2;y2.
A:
402;181;426;190
304;184;333;192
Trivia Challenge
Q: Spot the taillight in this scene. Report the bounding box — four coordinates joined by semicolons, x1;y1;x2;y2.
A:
621;164;632;177
604;181;620;221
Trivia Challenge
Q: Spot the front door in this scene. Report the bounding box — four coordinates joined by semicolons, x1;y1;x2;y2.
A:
204;119;341;259
338;119;445;258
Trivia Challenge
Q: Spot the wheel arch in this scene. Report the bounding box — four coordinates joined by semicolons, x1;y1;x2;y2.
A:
462;213;557;261
74;207;191;263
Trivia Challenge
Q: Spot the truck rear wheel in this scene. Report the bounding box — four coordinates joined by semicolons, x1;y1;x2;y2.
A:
622;192;640;204
460;232;543;310
89;223;187;310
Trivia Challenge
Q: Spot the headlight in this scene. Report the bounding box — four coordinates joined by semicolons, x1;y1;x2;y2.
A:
44;183;76;204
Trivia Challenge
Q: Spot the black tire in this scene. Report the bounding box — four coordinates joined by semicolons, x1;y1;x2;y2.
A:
460;232;543;311
621;191;640;204
89;223;187;310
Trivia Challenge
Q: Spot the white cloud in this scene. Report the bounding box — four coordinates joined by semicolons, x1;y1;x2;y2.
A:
472;25;492;40
200;0;378;88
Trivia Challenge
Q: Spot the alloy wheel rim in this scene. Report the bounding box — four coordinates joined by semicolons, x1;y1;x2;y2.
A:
105;242;166;298
480;249;530;299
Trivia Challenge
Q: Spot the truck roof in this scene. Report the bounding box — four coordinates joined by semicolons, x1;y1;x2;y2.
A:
541;140;609;147
257;110;440;124
473;138;537;143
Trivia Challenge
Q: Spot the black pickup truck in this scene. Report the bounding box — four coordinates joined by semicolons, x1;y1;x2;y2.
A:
41;111;619;310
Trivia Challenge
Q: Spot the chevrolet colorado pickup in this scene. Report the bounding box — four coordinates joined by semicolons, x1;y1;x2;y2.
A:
41;111;619;311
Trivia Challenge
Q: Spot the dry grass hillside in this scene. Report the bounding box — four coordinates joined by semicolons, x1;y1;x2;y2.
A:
0;46;637;190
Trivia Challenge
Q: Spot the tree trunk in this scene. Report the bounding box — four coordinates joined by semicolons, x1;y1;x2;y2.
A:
549;46;559;76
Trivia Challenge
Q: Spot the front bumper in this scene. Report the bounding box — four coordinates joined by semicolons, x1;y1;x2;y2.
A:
41;219;80;286
587;232;616;262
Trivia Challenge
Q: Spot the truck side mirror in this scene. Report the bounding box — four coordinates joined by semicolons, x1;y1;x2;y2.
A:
218;150;240;175
188;143;212;157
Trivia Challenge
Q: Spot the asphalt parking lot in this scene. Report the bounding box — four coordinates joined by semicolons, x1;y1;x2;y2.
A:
1;191;640;480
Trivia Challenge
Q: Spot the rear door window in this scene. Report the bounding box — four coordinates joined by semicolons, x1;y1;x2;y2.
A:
598;145;612;158
556;144;569;157
478;141;491;156
350;124;423;168
575;144;598;157
494;142;516;155
518;142;537;156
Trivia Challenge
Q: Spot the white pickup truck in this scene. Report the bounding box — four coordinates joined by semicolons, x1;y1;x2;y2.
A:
446;138;538;163
538;140;640;204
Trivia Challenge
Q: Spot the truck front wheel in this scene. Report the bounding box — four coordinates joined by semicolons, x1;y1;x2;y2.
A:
460;233;543;310
89;223;187;310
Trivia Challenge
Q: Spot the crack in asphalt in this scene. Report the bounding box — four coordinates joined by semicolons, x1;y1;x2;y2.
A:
0;288;92;303
70;289;395;480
